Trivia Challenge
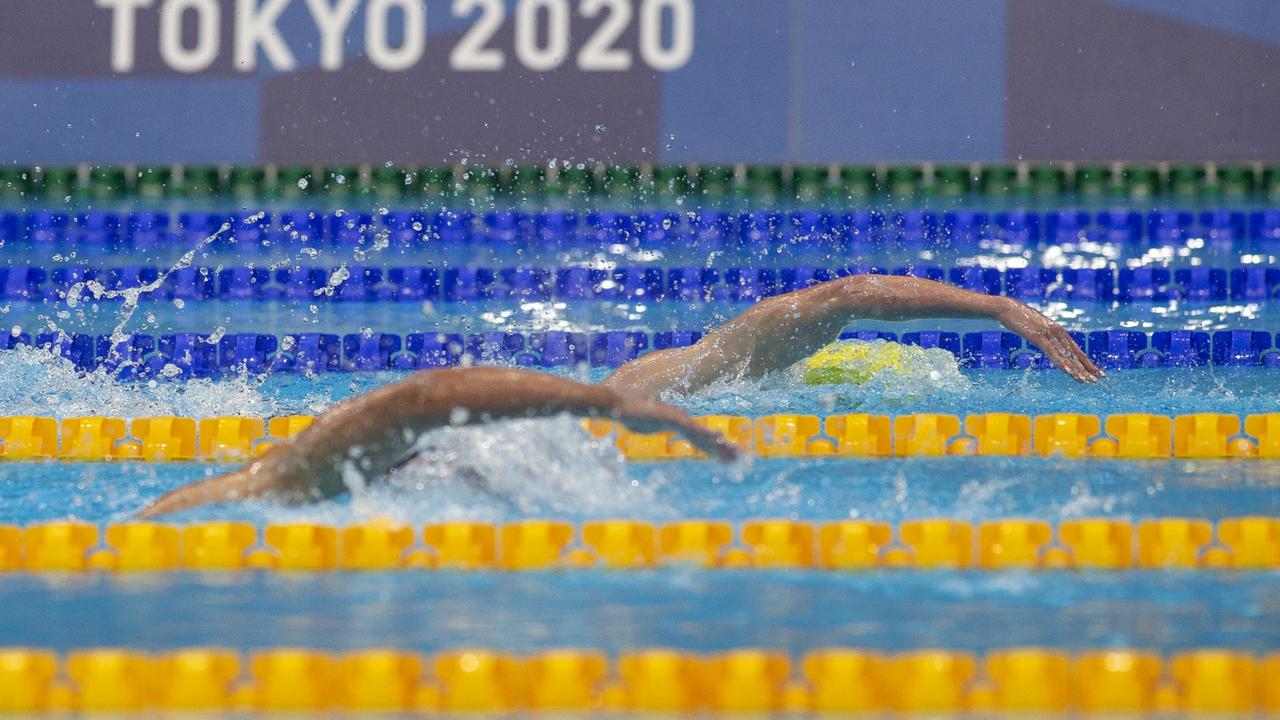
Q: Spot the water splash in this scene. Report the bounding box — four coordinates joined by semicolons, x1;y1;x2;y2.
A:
384;416;659;517
71;223;233;345
241;416;667;525
0;345;275;419
674;340;969;415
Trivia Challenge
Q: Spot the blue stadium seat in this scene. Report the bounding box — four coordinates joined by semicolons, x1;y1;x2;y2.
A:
276;210;325;247
329;212;375;246
554;267;600;300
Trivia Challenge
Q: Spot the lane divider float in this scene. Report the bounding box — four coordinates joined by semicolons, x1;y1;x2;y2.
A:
10;328;1280;377
1;517;1277;572
1;645;1277;713
6;262;1280;305
6;204;1280;248
5;412;1280;462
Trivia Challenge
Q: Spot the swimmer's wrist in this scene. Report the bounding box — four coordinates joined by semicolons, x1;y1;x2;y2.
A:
567;383;626;418
991;296;1021;323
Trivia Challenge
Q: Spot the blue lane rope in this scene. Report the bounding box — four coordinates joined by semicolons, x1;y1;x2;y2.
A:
2;328;1275;377
1;264;1275;304
3;207;1279;248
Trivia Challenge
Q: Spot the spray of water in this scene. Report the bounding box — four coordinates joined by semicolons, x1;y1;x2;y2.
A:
65;223;234;346
0;344;275;419
385;417;657;515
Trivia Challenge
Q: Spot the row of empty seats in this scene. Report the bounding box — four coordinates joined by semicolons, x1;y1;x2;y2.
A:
8;263;1280;303
11;329;1280;377
5;207;1280;248
1;645;1277;713
3;517;1278;572
5;412;1280;462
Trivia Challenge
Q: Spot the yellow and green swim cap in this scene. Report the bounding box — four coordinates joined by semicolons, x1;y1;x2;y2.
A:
801;340;933;386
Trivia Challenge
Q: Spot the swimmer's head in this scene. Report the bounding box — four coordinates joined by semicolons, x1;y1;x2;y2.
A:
801;340;921;386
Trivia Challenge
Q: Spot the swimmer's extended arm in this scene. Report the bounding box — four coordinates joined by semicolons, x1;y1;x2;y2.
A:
137;367;737;518
603;274;1103;396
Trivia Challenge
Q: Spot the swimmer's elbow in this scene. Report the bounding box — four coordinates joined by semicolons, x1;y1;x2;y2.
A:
835;273;893;308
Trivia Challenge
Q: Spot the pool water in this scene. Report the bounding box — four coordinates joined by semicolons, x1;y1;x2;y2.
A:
3;196;1280;707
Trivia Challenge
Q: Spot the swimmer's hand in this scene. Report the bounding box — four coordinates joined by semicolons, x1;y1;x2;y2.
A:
996;299;1105;382
612;395;740;462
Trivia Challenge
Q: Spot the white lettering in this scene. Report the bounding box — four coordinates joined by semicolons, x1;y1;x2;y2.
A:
639;0;694;71
96;0;156;73
450;0;504;71
578;0;630;72
234;0;297;71
303;0;361;71
159;0;221;73
515;0;569;72
366;0;426;71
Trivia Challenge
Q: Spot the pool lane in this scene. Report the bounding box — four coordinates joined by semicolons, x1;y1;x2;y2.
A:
1;569;1277;654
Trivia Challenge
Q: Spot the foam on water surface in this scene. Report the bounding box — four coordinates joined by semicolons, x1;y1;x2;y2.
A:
4;340;1280;526
0;345;276;419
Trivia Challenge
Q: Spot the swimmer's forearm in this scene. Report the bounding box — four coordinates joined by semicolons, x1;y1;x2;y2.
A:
138;369;633;517
702;275;1015;377
606;273;1077;396
727;274;1097;382
244;369;626;496
826;274;1013;321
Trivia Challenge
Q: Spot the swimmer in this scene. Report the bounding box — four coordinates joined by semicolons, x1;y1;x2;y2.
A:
138;274;1102;517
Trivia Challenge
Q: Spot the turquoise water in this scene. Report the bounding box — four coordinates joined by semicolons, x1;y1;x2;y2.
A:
4;571;1279;655
3;205;1280;659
